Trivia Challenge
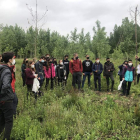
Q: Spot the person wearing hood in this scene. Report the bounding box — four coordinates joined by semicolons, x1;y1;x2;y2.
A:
122;60;135;96
82;55;93;88
56;60;67;89
92;58;103;91
118;61;128;81
0;52;15;140
103;58;115;92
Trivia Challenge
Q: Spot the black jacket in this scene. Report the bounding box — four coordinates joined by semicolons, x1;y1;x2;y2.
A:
56;65;66;80
35;61;44;80
82;60;93;73
103;61;115;76
63;59;69;75
0;64;14;102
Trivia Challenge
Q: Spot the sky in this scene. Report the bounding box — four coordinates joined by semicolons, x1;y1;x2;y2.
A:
0;0;139;37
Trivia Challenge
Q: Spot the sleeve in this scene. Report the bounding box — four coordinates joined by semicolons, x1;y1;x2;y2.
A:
99;64;103;74
92;63;96;73
90;61;93;72
35;63;39;74
82;61;84;73
122;67;127;78
103;64;106;76
64;65;67;76
118;65;122;69
25;70;35;79
1;71;13;95
69;61;73;74
56;66;58;77
138;58;140;61
110;63;115;72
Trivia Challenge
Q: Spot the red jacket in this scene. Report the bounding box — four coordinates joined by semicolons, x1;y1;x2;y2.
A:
25;68;35;85
10;65;16;93
69;59;83;74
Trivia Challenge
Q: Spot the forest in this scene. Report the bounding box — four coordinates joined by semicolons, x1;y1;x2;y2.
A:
0;17;140;60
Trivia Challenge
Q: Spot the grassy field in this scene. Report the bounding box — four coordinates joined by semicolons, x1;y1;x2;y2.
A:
1;58;140;140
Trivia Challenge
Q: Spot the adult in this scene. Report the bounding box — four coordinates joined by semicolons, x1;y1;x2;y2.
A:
0;55;2;62
63;55;69;85
92;58;103;91
21;58;28;87
103;58;115;92
137;62;140;84
122;60;135;96
118;61;128;81
82;55;93;88
25;61;38;99
69;53;83;90
0;52;15;140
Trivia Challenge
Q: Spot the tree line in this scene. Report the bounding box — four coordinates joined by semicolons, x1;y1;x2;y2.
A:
0;17;140;59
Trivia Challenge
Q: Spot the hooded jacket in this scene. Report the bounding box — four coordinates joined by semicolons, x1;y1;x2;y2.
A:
103;61;115;76
0;64;14;102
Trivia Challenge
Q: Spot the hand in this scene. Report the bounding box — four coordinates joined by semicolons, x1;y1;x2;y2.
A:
122;78;124;81
38;77;40;80
135;55;139;59
90;73;92;75
95;70;97;72
35;74;38;78
83;73;85;75
108;70;110;72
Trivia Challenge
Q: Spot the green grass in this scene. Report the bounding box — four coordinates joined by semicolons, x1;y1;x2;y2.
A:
1;59;140;140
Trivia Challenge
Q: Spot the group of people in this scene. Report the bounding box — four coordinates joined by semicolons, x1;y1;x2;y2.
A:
0;51;139;140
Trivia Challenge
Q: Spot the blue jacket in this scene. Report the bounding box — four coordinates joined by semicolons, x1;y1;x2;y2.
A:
122;65;135;82
92;62;103;76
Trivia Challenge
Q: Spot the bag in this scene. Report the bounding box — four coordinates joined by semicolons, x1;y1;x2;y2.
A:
32;78;40;92
118;80;123;90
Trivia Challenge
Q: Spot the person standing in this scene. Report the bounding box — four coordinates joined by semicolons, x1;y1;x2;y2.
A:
21;58;28;87
137;62;140;84
0;52;15;140
69;53;83;90
0;55;2;62
122;60;135;96
92;58;103;91
63;55;69;85
82;55;93;88
103;58;115;92
118;61;128;81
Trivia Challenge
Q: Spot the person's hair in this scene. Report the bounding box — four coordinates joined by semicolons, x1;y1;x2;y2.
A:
106;57;110;60
28;60;35;71
40;56;45;60
123;61;128;64
22;58;27;65
96;57;99;60
73;53;77;57
65;55;68;57
128;60;132;62
2;52;14;63
0;55;2;57
46;54;49;56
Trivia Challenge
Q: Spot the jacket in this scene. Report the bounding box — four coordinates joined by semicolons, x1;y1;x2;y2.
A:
56;64;67;80
21;64;26;76
92;62;103;76
82;60;93;73
35;61;44;80
44;64;55;78
103;61;115;76
0;64;14;102
63;59;69;75
122;65;135;82
69;59;83;74
25;68;35;85
32;78;40;93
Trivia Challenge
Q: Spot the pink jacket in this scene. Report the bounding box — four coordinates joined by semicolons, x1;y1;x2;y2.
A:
44;64;55;78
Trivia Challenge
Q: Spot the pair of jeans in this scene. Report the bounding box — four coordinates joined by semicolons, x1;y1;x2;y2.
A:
0;101;13;140
106;74;114;91
22;74;26;87
122;80;132;96
13;93;18;116
72;72;82;89
82;72;91;88
94;75;101;90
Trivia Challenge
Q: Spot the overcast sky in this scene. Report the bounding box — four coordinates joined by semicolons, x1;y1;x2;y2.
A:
0;0;139;37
